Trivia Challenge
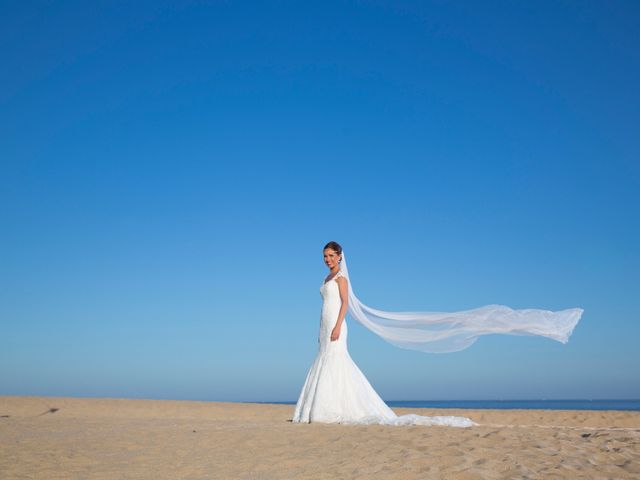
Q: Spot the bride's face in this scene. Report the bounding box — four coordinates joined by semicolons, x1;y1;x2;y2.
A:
323;248;341;269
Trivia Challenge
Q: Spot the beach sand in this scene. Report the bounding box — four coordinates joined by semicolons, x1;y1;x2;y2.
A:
1;396;639;479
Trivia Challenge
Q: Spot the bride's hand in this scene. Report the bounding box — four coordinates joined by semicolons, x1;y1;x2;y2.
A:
330;326;341;341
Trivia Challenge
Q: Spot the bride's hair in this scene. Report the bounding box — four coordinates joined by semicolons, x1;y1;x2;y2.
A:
323;241;342;255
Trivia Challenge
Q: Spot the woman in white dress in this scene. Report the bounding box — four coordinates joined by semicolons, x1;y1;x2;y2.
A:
292;241;476;427
291;241;582;427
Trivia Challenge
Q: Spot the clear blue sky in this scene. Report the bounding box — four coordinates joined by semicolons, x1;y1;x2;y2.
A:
1;1;638;402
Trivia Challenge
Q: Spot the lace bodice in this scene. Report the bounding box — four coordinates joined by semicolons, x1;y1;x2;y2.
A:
322;269;346;287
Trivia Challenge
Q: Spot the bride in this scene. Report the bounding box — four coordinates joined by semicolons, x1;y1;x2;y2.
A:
291;241;583;427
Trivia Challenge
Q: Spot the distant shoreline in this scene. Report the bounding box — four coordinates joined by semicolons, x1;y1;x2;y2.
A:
257;399;640;411
3;394;639;411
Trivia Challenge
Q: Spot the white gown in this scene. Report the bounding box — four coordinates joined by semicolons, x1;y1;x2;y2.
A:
292;270;476;427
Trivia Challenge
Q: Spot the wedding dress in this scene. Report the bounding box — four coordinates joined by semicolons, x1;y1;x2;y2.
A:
291;269;477;427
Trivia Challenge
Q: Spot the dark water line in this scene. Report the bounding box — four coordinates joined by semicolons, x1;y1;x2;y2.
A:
250;399;640;411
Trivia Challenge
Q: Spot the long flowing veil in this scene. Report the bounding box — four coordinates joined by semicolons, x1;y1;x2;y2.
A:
339;251;583;353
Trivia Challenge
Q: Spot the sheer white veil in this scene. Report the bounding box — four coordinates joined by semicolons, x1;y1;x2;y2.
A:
339;251;583;353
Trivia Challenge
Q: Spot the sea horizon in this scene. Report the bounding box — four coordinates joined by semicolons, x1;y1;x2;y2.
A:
254;399;640;411
4;394;640;411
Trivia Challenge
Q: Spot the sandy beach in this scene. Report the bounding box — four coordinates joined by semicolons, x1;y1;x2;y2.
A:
1;395;639;479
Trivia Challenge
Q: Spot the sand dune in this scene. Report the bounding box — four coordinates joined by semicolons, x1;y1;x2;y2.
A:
1;395;639;479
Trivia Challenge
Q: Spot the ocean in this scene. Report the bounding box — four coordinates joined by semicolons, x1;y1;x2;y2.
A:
257;399;640;411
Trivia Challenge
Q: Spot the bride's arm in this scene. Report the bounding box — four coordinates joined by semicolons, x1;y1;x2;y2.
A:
333;276;349;333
